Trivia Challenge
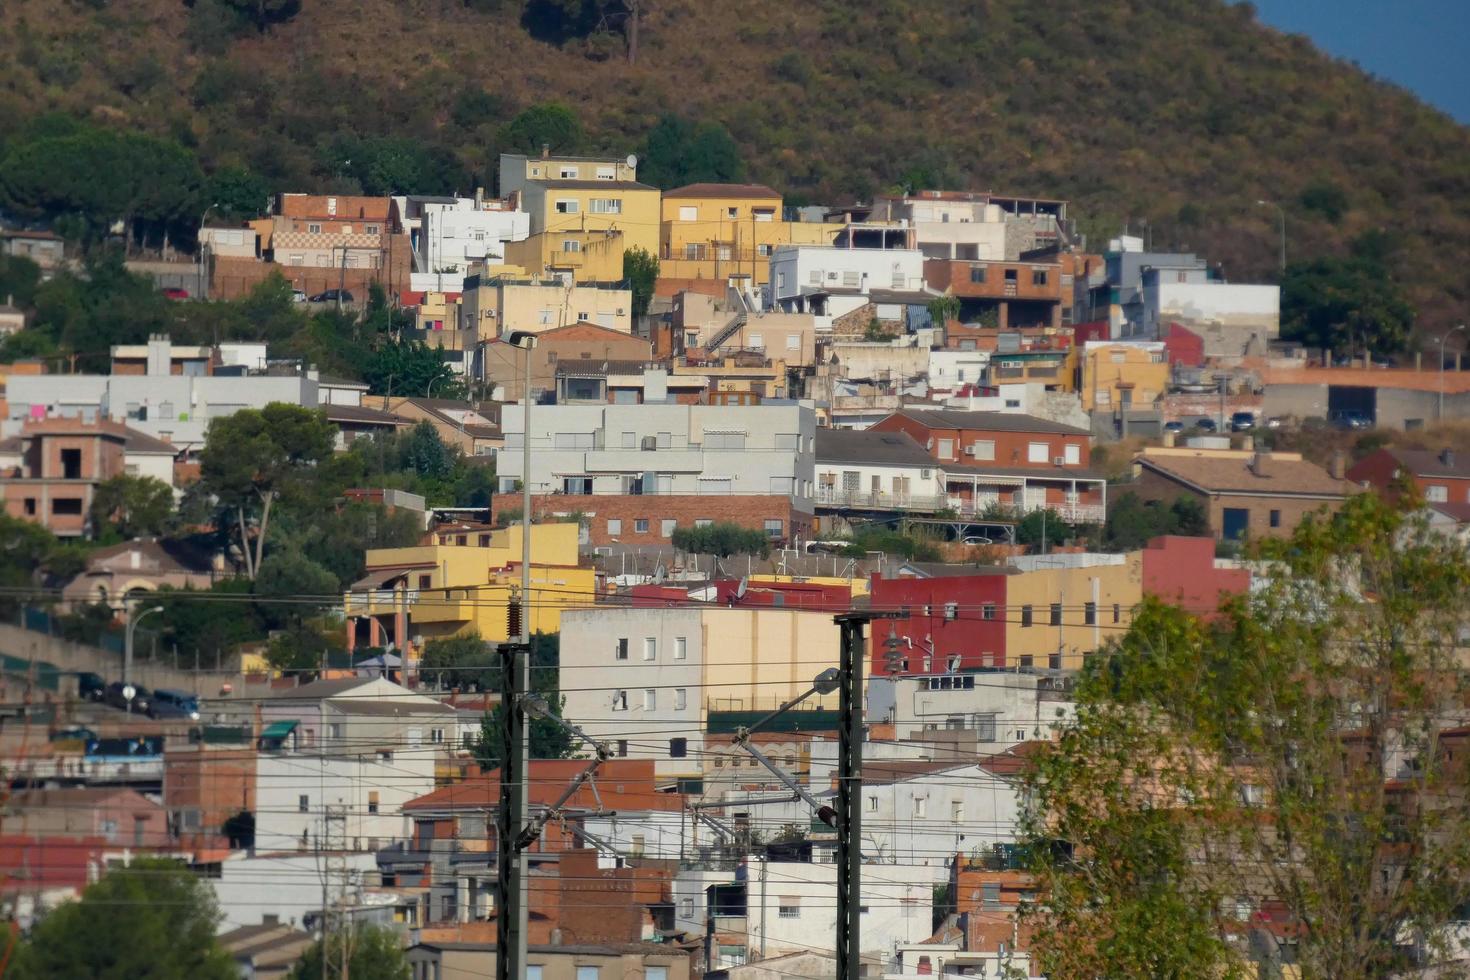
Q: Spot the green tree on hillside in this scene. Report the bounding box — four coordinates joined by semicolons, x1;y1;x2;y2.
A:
1023;493;1470;979
10;858;235;980
206;166;271;220
1281;247;1415;357
90;474;176;540
672;522;770;558
361;340;462;398
638;115;745;189
472;633;575;765
1103;492;1209;550
622;246;658;318
496;103;583;158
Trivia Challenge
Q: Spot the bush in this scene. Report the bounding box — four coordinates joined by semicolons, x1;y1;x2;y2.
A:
672;523;771;558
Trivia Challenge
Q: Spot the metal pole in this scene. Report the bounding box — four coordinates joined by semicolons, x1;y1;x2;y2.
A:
123;605;162;713
495;632;530;980
1440;325;1465;421
834;615;866;980
522;348;532;642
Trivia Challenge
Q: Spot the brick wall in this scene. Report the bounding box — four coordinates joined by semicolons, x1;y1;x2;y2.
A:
495;494;812;546
1130;468;1344;540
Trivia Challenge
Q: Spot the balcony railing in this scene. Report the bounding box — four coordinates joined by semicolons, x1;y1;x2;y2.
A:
815;488;1106;524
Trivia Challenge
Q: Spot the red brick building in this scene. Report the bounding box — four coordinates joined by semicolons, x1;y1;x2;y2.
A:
923;257;1064;329
0;418;130;536
870;409;1105;524
496;493;813;547
1347;447;1470;506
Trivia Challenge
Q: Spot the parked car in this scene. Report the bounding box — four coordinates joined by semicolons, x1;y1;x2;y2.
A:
151;688;201;721
49;726;97;744
104;681;151;715
162;286;190;300
1265;416;1287;429
1330;411;1372;430
148;701;196;720
1163;420;1184;433
1230;411;1256;432
308;288;354;304
961;536;992;546
291;289;308;303
1194;417;1218;432
76;671;106;702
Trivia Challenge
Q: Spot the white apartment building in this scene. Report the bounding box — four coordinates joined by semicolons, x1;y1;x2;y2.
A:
253;751;436;854
496;401;816;504
768;245;926;316
211;851;380;933
927;349;992;394
558;606;843;779
674;859;935;969
417;198;529;274
814;427;944;511
866;673;1077;746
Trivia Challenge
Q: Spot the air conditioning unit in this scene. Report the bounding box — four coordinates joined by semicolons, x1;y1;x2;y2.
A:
1053;456;1066;466
641;436;657;450
593;546;613;557
964;446;977;457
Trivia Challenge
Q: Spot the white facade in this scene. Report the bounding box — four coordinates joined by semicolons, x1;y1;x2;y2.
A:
769;246;926;312
211;851;380;932
580;810;690;861
815;459;943;510
942;382;1092;431
1138;280;1280;357
927;349;992;393
866;674;1076;746
420;200;529;274
497;402;817;504
674;859;934;966
253;751;435;854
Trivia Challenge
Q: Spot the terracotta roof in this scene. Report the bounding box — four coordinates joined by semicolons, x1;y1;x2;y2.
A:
83;538;216;574
663;183;781;200
886;408;1090;436
1138;451;1353;497
323;404;414;426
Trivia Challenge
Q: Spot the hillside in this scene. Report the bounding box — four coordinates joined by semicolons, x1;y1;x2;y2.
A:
3;0;1469;327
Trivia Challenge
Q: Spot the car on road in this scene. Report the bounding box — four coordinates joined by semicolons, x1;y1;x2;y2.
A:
76;671;106;702
961;536;992;546
1230;411;1256;432
308;288;354;304
1330;411;1372;430
1194;417;1218;432
151;688;201;721
1265;416;1287;429
162;287;190;300
291;289;308;303
1163;420;1184;433
104;681;151;715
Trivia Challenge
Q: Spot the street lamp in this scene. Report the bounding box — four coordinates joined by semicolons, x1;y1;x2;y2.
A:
1256;200;1286;275
197;202;220;300
1440;324;1466;421
124;604;164;714
507;331;538;643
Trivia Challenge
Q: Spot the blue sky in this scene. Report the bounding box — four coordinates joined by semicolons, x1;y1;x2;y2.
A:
1250;0;1470;123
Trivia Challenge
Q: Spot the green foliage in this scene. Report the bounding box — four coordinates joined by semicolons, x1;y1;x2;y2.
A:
254;549;341;625
862;318;894;342
1281;246;1415;356
1298;180;1349;224
1102;492;1209;550
218;0;302;33
154;579;269;658
496;103;583;157
288;923;409;980
206;166;271;220
419;631;498;690
450;87;507;130
0;514;83;613
324;136;462;197
0;254;42;309
90;474;177;540
671;522;770;558
472;633;574;765
1024;493;1470;979
840;527;941;562
9;858;235;980
1014;508;1077;549
622;246;658;319
638;114;745;189
361;340;463;398
263;620;347;674
926;294;960;327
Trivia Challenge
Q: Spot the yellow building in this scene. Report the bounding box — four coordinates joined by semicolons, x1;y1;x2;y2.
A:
460;275;633;340
659;183;842;285
672;354;789;400
512;178;661;283
1004;554;1143;671
1077;340;1170;413
750;573;871;597
410;291;461;332
345;523;594;660
498;152;640;198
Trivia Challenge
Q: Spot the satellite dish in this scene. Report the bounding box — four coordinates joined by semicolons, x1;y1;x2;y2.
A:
625;154;638;170
735;577;748;599
653;563;667;585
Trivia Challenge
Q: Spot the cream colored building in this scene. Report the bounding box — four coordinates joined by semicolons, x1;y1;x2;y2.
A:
559;607;843;779
659;183;841;285
461;275;633;339
1004;552;1143;671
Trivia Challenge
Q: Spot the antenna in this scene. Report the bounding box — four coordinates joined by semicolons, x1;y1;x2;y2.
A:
735;577;748;599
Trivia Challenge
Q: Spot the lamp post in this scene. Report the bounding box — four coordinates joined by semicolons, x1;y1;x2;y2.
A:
1256;200;1286;274
124;604;164;714
197;202;220;301
1440;324;1466;420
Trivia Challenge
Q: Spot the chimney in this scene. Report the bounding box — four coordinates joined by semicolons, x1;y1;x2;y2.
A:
474;186;484;208
1162;429;1176;448
1440;448;1456;469
1329;450;1347;480
1249;452;1269;476
1241;434;1254;452
541;143;550;159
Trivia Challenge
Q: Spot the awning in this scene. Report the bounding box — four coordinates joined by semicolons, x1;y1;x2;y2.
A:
260;720;299;740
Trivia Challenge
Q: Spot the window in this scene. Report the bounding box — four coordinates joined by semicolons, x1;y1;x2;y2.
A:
1004;268;1018;282
562;239;582;253
661;518;677;538
944;601;958;621
976;713;998;741
1064;443;1082;465
596;166;615;180
559;166;579;178
969;266;986;283
1270;509;1282;528
643;637;657;661
1032;269;1049;285
631;834;646;857
51;498;83;516
298;795;309;813
418;574;432;589
786;333;801;350
726;206;739;218
576;968;600;980
554;432;595;449
555;199;579;214
365;224;379;235
867;795;879;812
308;223;322;234
528;968;544;980
981;603;996;621
764;519;784;538
589;198;622;214
646;968;668;980
705;431;746;450
23;499;35;516
616;638;629;660
430;728;445;744
669;737;687;758
774;432;800;450
607;518;622;536
644;688;657;710
982;882;1002;909
613;690;628;711
1028;441;1050;463
635;518;650;533
1113;603;1121;623
675;637;687;659
778;896;801;918
60;448;82;479
1021;605;1033;627
913;797;927;817
616;739;628;757
675;688;687;710
1049;602;1062;626
937;438;955;459
971;439;995;460
679;898;694;918
562;476;593;494
684;243;705;260
368;791;380;814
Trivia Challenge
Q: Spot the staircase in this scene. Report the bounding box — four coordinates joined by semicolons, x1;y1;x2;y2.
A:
705;311;748;352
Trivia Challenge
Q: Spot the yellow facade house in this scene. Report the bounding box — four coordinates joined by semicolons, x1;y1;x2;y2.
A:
344;523;594;664
1004;553;1143;671
1077;340;1170;413
460;275;633;340
510;178;660;283
659;183;841;285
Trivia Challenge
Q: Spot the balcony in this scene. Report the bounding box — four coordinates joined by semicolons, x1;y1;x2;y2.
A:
814;487;952;513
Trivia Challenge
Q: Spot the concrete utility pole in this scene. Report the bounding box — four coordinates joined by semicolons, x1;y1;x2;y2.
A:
123;604;163;712
495;612;530;980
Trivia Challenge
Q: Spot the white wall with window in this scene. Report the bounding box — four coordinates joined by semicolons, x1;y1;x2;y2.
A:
419;200;529;274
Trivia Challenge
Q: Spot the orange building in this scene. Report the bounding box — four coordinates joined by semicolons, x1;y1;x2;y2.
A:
0;418;129;536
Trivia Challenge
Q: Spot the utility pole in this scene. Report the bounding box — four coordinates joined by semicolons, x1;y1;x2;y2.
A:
832;612;900;980
495;597;530;980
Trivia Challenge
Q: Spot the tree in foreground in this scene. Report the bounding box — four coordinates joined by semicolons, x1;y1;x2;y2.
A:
672;522;770;558
10;858;235;979
288;923;409;980
623;246;659;319
1023;492;1470;979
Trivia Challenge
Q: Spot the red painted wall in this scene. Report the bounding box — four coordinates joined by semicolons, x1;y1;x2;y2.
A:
714;579;853;611
867;573;1010;673
1140;535;1249;617
1163;322;1205;367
